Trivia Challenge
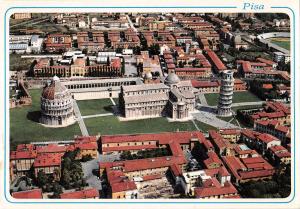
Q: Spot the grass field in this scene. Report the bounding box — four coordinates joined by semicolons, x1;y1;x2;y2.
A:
10;89;81;147
239;51;273;60
216;116;245;128
194;120;217;131
10;54;33;71
84;116;213;136
204;91;262;106
269;37;290;50
77;99;114;116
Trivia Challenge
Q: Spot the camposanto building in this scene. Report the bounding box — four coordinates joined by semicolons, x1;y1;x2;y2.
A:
119;70;195;120
40;76;75;127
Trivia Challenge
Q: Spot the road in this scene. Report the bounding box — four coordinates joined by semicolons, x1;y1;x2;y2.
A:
126;14;137;32
73;100;89;136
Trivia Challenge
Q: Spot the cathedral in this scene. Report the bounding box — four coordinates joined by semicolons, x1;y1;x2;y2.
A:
119;70;196;120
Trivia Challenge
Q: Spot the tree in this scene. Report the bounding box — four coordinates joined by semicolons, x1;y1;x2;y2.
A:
49;58;54;66
61;169;72;189
106;57;110;66
52;182;62;198
62;157;72;170
81;154;93;162
36;170;48;188
86;57;90;66
149;44;160;56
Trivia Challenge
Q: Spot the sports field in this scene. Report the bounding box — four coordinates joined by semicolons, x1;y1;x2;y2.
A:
269;37;290;50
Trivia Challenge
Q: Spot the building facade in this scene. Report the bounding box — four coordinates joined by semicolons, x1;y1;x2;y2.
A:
119;71;195;120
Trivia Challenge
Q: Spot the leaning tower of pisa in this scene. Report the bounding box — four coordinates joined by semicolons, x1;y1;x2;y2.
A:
217;70;234;117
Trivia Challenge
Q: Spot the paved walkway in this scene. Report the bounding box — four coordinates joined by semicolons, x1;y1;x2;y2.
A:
192;110;239;129
82;113;113;119
198;93;208;106
73;100;89;136
110;97;116;106
191;119;200;131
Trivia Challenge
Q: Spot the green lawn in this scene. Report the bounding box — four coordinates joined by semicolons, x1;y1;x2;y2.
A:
10;21;70;34
77;99;114;116
194;120;217;131
216;116;245;128
84;116;202;136
10;54;33;71
204;91;262;106
239;51;273;60
270;39;290;50
10;89;81;148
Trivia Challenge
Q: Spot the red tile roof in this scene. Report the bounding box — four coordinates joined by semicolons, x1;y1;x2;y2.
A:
206;50;226;72
257;133;280;144
142;174;163;181
33;153;62;168
102;144;157;153
209;130;227;150
204;152;223;168
191;80;220;88
111;181;137;193
223;155;274;181
60;188;99;199
12;189;43;199
36;144;67;154
256;58;276;66
10;150;37;160
194;180;238;198
101;131;206;147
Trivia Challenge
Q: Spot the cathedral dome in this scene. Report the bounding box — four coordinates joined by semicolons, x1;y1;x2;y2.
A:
164;70;180;85
42;76;70;100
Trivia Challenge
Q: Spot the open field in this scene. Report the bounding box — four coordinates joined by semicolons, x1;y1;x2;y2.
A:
10;54;33;71
77;99;114;116
9;89;81;148
84;116;199;136
268;37;290;50
204;91;262;106
10;21;70;34
194;120;217;131
217;116;245;128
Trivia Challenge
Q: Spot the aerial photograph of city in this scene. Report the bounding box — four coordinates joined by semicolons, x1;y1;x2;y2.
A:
8;12;291;200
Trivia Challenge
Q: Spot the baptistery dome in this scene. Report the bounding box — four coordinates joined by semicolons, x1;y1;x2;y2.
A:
40;76;75;127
